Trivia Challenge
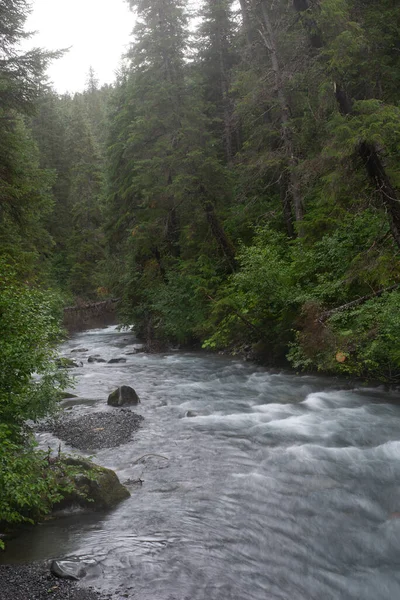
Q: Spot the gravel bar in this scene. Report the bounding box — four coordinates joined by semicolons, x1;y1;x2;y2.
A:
39;409;144;451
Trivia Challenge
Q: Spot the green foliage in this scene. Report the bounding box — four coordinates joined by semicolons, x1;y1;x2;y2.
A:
0;440;63;531
17;0;400;386
0;262;66;431
149;257;223;344
203;229;294;357
0;263;70;540
288;292;400;382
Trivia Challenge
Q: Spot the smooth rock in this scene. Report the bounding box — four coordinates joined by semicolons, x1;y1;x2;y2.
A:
88;355;107;363
50;559;86;581
108;385;140;407
70;348;88;353
185;410;198;418
108;358;127;364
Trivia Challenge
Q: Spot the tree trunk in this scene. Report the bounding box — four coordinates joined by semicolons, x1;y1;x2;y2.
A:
280;172;295;238
200;185;236;272
238;0;254;47
215;4;234;163
254;0;305;230
319;284;400;323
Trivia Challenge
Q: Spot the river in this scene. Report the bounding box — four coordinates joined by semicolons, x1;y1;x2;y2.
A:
3;325;400;599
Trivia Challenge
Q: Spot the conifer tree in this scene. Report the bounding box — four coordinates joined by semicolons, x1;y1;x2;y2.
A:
0;0;61;272
198;0;238;163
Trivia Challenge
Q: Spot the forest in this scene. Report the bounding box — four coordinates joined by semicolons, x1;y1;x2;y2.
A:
1;0;400;533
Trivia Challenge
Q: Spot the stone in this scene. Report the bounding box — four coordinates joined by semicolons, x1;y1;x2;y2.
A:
88;355;107;363
55;457;130;511
107;385;140;407
125;344;145;355
108;357;127;364
70;348;88;353
185;410;198;418
57;391;78;399
56;358;83;369
50;559;86;581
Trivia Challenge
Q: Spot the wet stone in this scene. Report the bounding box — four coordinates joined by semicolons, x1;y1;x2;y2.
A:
51;559;87;581
88;355;107;363
107;385;140;407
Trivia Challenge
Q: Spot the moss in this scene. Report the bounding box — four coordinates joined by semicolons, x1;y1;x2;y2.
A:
55;457;130;511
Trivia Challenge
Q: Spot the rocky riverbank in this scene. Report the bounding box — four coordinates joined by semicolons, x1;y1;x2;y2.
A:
1;397;144;598
0;563;110;600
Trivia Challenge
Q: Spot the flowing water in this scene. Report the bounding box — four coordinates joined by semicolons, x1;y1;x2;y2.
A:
3;326;400;599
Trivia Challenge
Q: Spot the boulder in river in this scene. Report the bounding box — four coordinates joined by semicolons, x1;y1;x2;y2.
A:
70;348;88;353
50;558;86;581
185;410;198;418
125;344;145;355
57;391;78;399
88;355;106;363
108;385;140;407
108;357;127;364
55;456;130;511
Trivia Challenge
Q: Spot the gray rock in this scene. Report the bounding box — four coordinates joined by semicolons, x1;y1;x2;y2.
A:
108;385;140;407
50;559;86;581
70;348;88;353
57;391;78;399
185;410;198;418
108;357;127;364
125;344;145;355
55;457;130;511
88;355;106;363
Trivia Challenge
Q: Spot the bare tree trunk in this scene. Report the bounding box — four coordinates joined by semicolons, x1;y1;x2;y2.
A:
253;0;305;230
238;0;254;47
215;3;234;163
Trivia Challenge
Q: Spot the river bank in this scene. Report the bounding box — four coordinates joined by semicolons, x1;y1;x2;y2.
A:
4;325;400;599
0;563;108;600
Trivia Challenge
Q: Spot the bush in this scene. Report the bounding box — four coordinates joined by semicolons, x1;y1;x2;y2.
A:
0;261;68;545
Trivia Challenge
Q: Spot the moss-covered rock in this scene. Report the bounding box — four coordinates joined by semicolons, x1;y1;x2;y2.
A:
55;457;130;511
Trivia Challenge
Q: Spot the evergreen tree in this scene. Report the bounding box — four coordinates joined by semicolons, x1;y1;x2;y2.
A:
197;0;238;163
0;0;61;272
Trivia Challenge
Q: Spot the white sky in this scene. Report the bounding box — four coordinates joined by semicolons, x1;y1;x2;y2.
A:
24;0;135;93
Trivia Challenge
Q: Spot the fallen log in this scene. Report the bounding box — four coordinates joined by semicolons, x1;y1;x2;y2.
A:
319;284;400;323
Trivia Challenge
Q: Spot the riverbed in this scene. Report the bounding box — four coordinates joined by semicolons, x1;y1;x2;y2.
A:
3;325;400;600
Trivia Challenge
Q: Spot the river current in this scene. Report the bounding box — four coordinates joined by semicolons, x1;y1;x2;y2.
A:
3;325;400;599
